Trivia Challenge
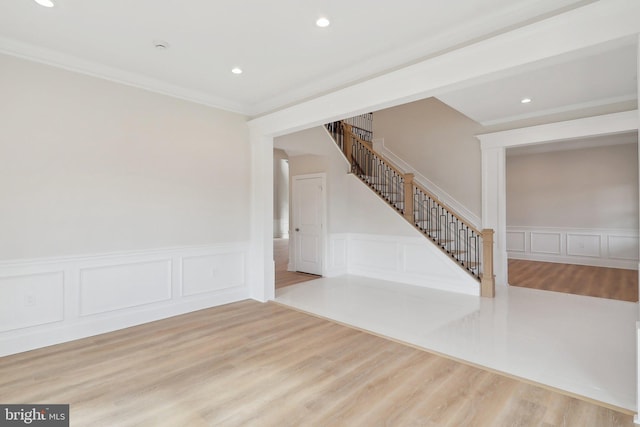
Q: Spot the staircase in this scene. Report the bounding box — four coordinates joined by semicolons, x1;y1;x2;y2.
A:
326;115;495;297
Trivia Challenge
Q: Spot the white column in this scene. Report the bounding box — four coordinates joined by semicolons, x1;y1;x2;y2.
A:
635;33;640;427
249;129;275;302
481;145;507;287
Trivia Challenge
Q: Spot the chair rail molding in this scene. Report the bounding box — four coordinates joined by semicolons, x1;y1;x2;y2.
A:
0;242;250;357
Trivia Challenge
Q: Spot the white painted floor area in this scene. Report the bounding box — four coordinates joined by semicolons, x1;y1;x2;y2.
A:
275;275;638;411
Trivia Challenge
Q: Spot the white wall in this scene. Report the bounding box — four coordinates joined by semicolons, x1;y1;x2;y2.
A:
275;126;350;235
506;142;639;268
0;53;250;260
372;97;483;220
0;54;252;356
273;149;289;238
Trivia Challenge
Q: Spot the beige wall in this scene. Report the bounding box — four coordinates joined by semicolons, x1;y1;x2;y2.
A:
275;127;350;234
0;54;250;260
506;143;639;229
276;126;424;237
273;149;289;237
373;97;483;218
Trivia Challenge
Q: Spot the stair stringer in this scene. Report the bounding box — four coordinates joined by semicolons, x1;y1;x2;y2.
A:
346;174;480;296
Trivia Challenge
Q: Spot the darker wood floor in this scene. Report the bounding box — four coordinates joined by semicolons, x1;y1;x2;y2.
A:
274;238;320;289
509;259;638;302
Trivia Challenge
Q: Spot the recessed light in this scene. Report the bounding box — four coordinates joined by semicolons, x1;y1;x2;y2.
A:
521;98;532;104
231;67;243;75
34;0;54;7
316;17;330;28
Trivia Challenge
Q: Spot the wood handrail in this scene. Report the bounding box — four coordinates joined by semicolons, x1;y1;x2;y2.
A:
333;118;495;297
344;122;480;234
342;123;406;178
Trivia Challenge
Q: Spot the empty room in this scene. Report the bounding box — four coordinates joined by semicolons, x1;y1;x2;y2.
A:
1;1;640;425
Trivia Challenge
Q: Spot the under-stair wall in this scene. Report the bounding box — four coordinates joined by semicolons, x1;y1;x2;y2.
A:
346;173;480;295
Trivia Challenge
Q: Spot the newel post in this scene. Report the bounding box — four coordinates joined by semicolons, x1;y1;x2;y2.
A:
342;123;353;169
403;173;414;222
481;228;496;298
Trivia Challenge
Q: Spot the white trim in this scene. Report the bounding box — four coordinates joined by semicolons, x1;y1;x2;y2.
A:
0;243;250;357
325;233;349;277
507;226;639;270
372;137;481;228
481;93;638;127
248;131;275;302
479;110;638;149
248;1;640;137
637;321;640;425
0;36;247;115
478;111;639;286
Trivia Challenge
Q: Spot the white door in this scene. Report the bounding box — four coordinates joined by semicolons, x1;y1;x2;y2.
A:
292;174;325;275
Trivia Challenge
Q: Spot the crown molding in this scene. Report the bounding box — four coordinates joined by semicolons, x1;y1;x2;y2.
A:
0;36;249;116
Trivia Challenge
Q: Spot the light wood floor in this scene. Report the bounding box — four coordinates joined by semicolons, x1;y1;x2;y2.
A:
509;259;638;302
0;300;632;426
274;237;320;289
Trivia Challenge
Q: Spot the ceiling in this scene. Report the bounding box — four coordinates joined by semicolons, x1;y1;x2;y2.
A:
437;38;638;126
0;0;611;118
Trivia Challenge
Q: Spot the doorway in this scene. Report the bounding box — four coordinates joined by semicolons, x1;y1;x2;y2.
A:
273;151;324;288
479;112;639;299
291;173;325;276
504;137;639;302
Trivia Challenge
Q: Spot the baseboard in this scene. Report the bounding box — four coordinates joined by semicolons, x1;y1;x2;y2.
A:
507;226;639;270
0;242;250;357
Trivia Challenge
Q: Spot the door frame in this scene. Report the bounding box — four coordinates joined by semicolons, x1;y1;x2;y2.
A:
477;110;639;288
290;173;327;276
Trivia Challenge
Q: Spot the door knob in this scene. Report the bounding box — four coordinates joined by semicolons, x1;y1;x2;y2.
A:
295;228;300;232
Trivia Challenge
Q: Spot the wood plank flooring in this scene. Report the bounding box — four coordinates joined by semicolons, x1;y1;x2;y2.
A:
509;259;638;302
274;237;319;289
0;300;633;426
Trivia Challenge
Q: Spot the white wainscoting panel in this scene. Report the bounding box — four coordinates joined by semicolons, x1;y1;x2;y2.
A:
566;234;601;258
506;231;526;253
0;272;64;333
608;235;640;261
349;236;399;272
348;233;479;296
80;260;172;316
0;242;250;357
182;252;245;296
507;226;638;269
530;232;562;255
325;234;348;277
